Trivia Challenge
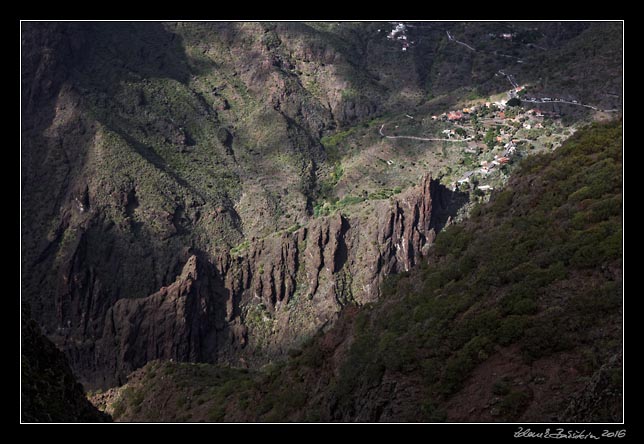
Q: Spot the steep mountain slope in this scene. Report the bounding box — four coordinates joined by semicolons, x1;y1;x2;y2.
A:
97;120;622;422
323;120;623;422
21;21;623;390
21;307;111;422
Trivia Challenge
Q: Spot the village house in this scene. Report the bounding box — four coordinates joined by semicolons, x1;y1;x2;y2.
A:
503;142;517;156
388;23;406;39
498;156;510;164
501;33;513;40
479;159;497;174
477;185;494;191
448;111;464;121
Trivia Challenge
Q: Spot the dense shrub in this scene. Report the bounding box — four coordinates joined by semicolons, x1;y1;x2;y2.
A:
333;120;622;418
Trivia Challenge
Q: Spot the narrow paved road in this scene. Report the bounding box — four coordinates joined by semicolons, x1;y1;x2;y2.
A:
379;124;473;142
380;29;620;149
522;98;619;112
495;52;524;63
446;31;476;51
498;70;519;89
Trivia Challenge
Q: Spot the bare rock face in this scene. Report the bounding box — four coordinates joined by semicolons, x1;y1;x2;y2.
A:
95;255;231;386
66;174;442;387
19;22;451;389
374;173;435;275
209;174;439;367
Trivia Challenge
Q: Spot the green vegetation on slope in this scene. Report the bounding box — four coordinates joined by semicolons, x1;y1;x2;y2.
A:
331;120;622;422
104;361;256;422
100;120;622;423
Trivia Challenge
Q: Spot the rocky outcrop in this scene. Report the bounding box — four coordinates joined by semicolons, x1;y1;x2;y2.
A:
84;174;442;386
563;351;623;422
222;175;438;360
95;254;233;386
19;22;461;390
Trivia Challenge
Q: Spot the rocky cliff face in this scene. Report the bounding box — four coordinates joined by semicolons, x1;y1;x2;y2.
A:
21;308;111;422
220;174;439;365
80;174;445;387
22;21;620;394
93;255;224;386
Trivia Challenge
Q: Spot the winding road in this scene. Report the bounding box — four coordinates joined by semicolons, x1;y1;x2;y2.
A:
446;31;476;52
522;98;619;113
379;124;473;142
498;70;519;89
382;26;619;148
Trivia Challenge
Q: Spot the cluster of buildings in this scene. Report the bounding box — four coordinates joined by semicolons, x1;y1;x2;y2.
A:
456;148;513;190
435;82;569;195
385;23;414;51
433;108;471;122
479;155;511;174
431;101;508;122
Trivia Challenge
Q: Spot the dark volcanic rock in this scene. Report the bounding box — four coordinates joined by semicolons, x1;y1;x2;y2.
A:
96;254;231;386
21;308;111;422
217;127;233;151
28;20;618;391
65;174;443;387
